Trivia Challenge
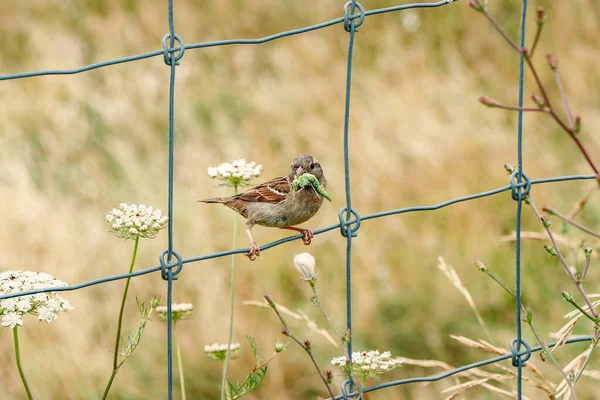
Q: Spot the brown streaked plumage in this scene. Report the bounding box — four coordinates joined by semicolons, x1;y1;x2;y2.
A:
199;155;327;260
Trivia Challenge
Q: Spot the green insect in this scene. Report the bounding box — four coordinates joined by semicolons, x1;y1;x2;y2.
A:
291;173;332;202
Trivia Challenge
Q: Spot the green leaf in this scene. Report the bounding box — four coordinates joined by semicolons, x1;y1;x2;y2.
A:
228;366;268;400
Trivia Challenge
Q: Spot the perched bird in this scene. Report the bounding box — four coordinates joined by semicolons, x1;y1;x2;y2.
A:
199;155;328;260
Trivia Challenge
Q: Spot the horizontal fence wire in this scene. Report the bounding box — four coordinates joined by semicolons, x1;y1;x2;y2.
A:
0;174;596;301
1;1;595;399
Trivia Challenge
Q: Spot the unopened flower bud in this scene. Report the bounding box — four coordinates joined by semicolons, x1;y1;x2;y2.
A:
282;328;290;336
546;52;557;69
544;244;557;256
541;217;552;228
326;370;333;384
473;259;488;272
522;308;533;324
304;339;311;351
574;116;581;135
478;96;492;106
536;7;546;23
531;93;545;108
274;341;287;353
468;1;482;11
584;247;593;258
542;205;555;215
504;163;515;174
264;293;276;307
561;290;573;302
294;253;317;282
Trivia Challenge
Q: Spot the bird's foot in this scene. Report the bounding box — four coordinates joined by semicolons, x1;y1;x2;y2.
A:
299;228;314;245
245;244;261;261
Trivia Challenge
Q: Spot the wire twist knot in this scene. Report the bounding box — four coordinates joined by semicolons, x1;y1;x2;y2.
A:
343;1;365;32
510;338;532;367
509;171;531;201
341;379;352;399
159;249;183;280
339;207;361;238
162;33;185;66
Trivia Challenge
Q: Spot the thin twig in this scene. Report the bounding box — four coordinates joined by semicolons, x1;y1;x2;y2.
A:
476;261;575;399
265;294;335;399
582;249;592;281
543;205;600;240
473;1;520;51
567;185;598;219
529;21;544;58
553;65;574;128
479;96;547;112
527;196;598;318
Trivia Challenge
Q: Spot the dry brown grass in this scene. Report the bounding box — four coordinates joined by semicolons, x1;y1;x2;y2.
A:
1;1;600;399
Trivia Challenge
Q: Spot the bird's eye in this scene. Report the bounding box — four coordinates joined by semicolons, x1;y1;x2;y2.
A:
310;163;316;169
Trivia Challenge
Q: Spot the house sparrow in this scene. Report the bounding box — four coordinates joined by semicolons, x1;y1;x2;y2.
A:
199;155;328;260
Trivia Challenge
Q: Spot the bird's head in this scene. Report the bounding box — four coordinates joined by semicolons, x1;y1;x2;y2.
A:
289;155;326;186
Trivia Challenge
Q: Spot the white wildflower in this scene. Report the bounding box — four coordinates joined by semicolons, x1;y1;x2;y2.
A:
105;203;168;240
204;342;241;361
156;303;193;322
331;350;402;383
0;271;74;328
294;252;317;281
207;159;262;187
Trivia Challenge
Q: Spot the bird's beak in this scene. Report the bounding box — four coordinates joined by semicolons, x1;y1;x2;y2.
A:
295;166;304;177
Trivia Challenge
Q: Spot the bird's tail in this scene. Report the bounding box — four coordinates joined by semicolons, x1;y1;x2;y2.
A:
198;197;228;204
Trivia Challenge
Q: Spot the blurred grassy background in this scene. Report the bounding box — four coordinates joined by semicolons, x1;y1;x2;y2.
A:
1;0;600;399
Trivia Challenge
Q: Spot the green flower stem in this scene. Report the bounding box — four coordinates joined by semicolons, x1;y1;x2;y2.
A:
268;300;335;399
175;322;186;400
104;234;140;399
222;184;238;400
310;282;363;399
573;332;599;386
13;326;33;400
310;282;342;341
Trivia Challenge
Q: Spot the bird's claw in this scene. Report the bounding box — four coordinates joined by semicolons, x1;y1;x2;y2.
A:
300;229;314;245
245;244;260;261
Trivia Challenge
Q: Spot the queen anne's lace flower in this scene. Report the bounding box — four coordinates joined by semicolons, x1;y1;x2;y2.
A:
207;159;262;187
105;203;168;240
331;350;402;382
0;271;74;328
156;303;193;321
204;342;241;361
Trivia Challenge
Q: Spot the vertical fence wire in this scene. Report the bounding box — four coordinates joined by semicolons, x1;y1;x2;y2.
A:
514;1;529;397
342;0;359;381
166;0;178;397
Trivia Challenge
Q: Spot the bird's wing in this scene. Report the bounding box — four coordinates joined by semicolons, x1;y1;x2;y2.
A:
235;175;291;204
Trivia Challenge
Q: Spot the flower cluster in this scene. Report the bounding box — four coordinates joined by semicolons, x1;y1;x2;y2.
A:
331;350;402;382
156;303;193;322
204;342;241;361
0;271;74;328
207;159;262;187
105;203;168;240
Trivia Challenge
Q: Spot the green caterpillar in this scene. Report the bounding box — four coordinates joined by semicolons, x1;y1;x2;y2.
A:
291;173;332;202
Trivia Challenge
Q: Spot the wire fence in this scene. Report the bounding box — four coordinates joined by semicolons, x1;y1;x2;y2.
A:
0;0;595;399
